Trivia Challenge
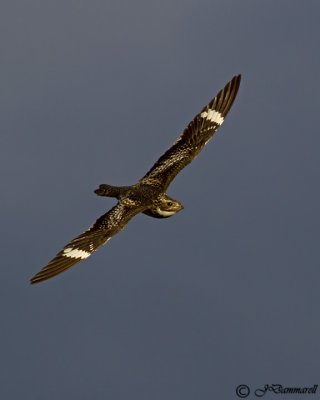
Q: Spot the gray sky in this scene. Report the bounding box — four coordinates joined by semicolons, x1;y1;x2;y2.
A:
2;0;320;399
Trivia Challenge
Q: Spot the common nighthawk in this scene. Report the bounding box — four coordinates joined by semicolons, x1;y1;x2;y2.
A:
30;75;241;284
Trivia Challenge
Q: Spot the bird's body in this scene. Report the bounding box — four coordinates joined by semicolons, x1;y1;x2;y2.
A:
31;75;241;284
94;183;183;218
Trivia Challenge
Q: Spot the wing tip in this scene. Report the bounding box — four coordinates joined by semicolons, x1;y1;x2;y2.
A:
215;73;242;116
232;73;242;83
30;276;43;285
30;253;83;284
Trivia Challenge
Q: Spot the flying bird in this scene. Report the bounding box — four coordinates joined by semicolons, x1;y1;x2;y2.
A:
31;75;241;284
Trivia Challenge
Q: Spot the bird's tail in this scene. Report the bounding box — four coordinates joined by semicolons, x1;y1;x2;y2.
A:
94;184;123;198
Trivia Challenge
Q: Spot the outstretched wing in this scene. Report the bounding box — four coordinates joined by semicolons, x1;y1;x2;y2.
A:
30;201;141;284
140;75;241;190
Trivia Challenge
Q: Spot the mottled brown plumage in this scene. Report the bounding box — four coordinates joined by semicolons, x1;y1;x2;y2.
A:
30;75;241;284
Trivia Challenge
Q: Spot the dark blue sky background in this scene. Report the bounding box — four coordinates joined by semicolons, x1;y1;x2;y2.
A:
2;1;320;398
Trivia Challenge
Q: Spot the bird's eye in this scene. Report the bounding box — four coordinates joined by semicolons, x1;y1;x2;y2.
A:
167;201;173;206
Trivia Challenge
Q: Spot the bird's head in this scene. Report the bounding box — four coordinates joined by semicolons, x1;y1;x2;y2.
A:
154;194;184;218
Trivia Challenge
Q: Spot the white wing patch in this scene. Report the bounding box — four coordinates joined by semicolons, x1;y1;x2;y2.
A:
200;109;224;125
63;247;91;259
